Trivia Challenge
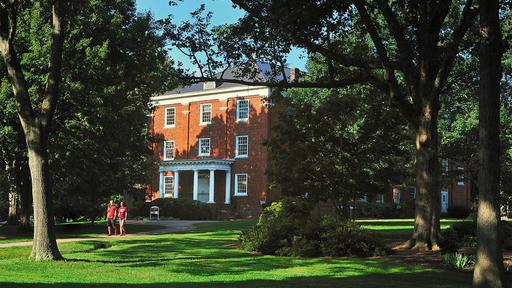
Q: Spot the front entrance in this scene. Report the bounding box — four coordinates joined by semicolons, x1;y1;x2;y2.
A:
197;173;209;202
441;189;449;213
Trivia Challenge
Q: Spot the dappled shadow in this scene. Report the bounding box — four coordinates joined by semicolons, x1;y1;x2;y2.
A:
0;269;503;288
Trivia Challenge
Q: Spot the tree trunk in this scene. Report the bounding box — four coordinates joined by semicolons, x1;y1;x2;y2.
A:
27;131;62;261
411;98;440;250
472;0;505;286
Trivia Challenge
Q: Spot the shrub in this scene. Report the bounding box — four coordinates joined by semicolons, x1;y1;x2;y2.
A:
129;198;214;220
240;198;386;257
447;206;471;219
440;221;512;251
442;252;474;269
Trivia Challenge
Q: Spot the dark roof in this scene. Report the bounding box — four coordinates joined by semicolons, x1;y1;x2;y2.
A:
163;63;291;95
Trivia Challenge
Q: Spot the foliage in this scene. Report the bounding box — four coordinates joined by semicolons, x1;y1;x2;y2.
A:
442;252;474;270
130;198;214;220
0;0;174;222
440;221;512;251
240;199;386;257
267;58;411;219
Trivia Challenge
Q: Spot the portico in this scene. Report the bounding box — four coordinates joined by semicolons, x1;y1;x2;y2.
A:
159;159;234;204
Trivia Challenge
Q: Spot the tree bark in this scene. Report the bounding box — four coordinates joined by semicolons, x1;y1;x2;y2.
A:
0;0;64;260
472;0;505;286
27;131;62;260
411;98;441;250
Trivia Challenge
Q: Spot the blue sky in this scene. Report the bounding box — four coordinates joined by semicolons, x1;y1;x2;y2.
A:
135;0;306;71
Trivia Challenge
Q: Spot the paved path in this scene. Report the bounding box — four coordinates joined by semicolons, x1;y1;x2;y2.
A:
0;219;218;248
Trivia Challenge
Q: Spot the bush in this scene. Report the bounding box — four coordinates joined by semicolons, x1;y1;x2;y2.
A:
440;221;512;251
442;252;474;269
130;198;214;220
240;198;386;257
447;206;471;219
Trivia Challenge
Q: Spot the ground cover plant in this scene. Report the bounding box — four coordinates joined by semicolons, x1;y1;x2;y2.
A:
0;220;484;288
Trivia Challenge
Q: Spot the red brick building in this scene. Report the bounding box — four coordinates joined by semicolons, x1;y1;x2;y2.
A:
147;65;287;217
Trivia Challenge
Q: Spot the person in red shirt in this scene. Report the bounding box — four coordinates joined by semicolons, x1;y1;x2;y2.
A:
117;202;128;236
106;200;118;236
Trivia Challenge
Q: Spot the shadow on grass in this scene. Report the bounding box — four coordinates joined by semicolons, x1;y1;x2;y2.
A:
0;270;491;288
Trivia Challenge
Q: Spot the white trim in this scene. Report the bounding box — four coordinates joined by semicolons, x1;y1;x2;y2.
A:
164;107;176;128
235;135;249;158
234;173;248;196
236;99;249;121
457;167;464;186
200;103;212;125
150;87;271;106
163;176;174;198
198;138;211;156
163;140;175;160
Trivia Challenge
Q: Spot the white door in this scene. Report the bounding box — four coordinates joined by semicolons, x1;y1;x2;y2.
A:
198;173;210;202
441;189;449;213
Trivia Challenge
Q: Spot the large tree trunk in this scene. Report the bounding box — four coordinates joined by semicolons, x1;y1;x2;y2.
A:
472;0;505;286
27;130;62;260
411;98;441;250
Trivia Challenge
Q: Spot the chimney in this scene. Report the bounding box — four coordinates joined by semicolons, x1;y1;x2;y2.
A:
290;68;300;82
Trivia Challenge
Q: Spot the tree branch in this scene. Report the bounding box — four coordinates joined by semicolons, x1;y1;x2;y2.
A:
433;0;478;98
353;0;418;127
40;0;64;132
0;4;35;129
182;73;371;89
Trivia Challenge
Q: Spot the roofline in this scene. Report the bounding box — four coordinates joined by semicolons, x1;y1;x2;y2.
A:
150;85;269;102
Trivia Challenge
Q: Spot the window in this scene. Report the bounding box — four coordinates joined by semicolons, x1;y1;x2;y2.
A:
200;103;212;124
457;167;464;186
359;195;368;203
164;176;174;198
165;107;175;127
163;141;175;160
236;135;249;157
409;187;417;199
442;159;449;175
235;174;248;196
376;194;385;204
237;99;249;121
198;138;211;156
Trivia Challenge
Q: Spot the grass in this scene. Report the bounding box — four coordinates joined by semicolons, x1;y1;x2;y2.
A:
0;221;164;244
0;220;485;287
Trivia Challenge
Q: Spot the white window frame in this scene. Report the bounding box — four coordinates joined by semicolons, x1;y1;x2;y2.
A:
442;159;449;175
163;140;175;160
409;186;417;199
457;167;464;186
234;173;248;196
200;103;212;125
198;138;211;156
235;135;249;158
236;99;249;121
376;194;384;204
164;107;176;128
164;176;174;198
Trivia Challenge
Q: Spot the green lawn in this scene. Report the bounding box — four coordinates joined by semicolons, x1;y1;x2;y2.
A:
0;220;484;288
0;221;164;243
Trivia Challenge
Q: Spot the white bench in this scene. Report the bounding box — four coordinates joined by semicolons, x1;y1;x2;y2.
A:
149;206;160;221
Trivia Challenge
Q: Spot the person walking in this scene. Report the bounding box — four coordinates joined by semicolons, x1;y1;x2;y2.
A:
117;202;128;236
106;200;118;236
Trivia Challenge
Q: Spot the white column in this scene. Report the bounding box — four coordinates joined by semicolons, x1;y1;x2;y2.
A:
159;171;164;198
174;171;180;199
225;170;231;204
193;170;199;201
208;169;215;203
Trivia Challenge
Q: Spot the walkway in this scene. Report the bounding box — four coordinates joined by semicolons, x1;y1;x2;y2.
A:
0;219;218;248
